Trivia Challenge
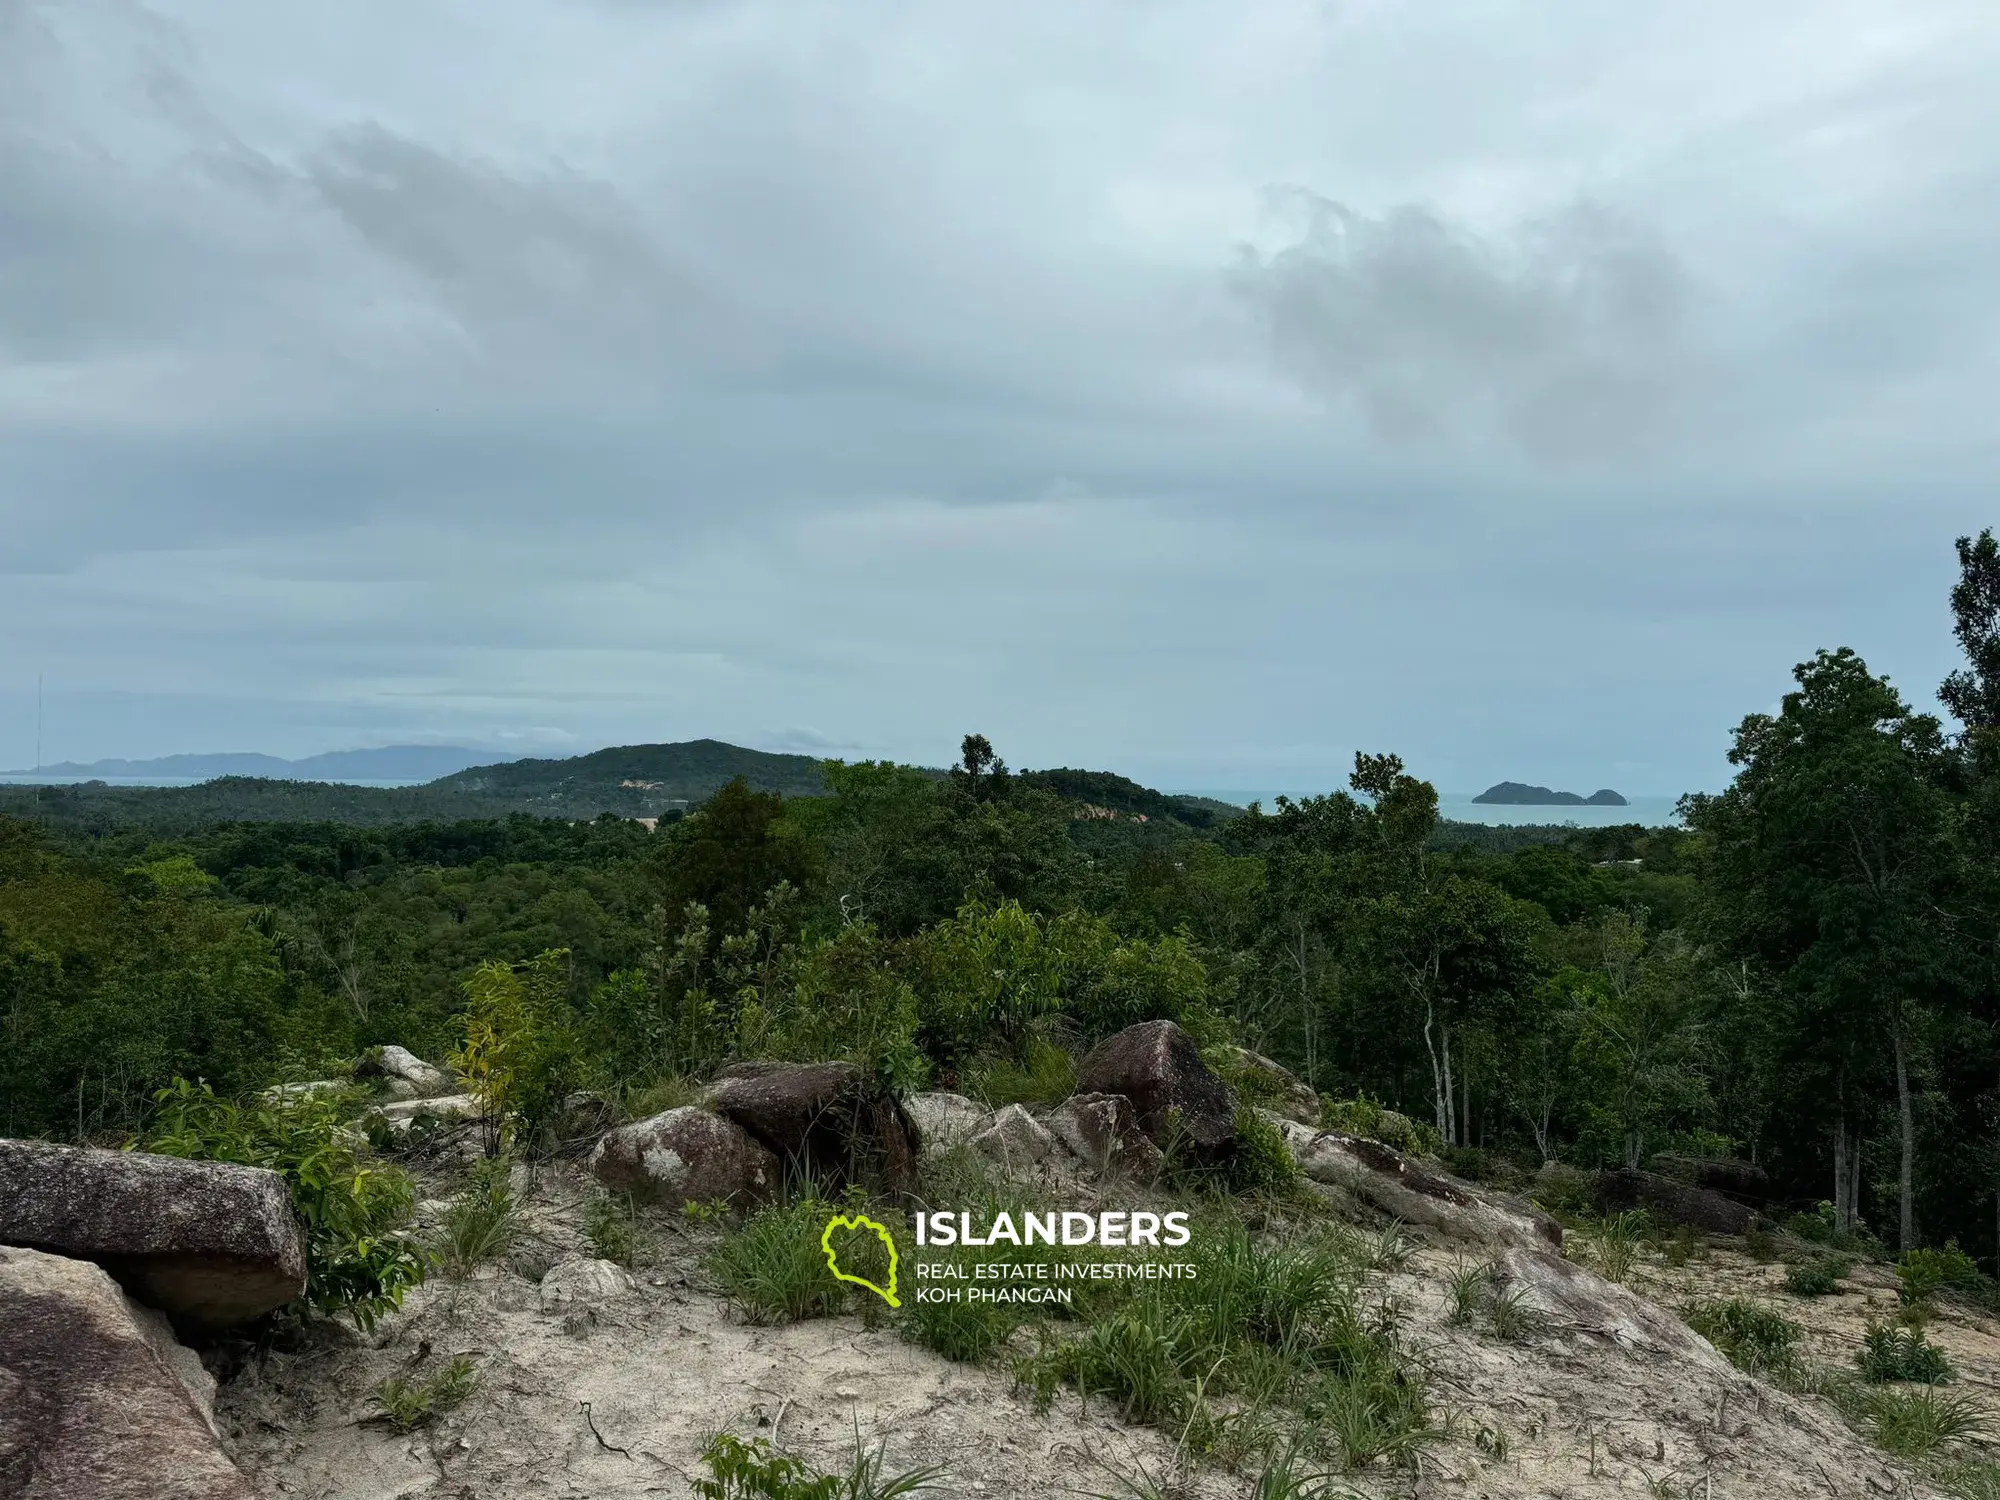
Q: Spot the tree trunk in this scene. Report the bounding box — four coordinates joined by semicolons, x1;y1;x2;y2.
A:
1441;1025;1457;1147
1423;1001;1447;1139
1893;1022;1916;1252
1833;1117;1850;1234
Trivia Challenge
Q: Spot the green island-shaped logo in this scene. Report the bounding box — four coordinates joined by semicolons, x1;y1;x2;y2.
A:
820;1213;901;1307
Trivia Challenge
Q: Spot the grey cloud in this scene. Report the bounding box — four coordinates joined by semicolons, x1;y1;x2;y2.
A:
1235;196;1696;459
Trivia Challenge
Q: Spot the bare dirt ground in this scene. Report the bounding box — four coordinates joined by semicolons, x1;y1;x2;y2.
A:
215;1161;1972;1500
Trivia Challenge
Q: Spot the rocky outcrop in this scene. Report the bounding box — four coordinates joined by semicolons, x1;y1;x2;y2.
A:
1045;1093;1164;1181
1271;1117;1562;1253
1595;1168;1757;1235
0;1245;254;1498
707;1062;918;1194
1648;1154;1771;1203
1493;1246;1736;1372
375;1094;482;1133
1074;1021;1236;1163
1223;1047;1321;1126
357;1044;454;1101
903;1092;986;1156
0;1140;306;1330
588;1107;778;1208
969;1105;1060;1173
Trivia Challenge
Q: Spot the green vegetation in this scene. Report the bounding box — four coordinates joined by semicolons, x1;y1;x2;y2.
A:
1683;1300;1802;1379
368;1356;480;1432
1784;1254;1853;1297
431;1158;519;1279
142;1079;425;1330
1856;1324;1957;1385
10;527;2000;1354
692;1431;947;1500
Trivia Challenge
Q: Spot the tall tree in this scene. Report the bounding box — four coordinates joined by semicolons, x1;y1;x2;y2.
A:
1686;648;1953;1248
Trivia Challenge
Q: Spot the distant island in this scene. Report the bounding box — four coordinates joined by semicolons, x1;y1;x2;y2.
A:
1473;781;1627;807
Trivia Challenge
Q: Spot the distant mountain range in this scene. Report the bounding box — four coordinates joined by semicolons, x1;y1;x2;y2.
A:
1473;781;1627;806
4;745;518;782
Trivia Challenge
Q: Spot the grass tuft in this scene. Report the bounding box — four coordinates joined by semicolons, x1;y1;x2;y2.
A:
431;1159;518;1279
1784;1254;1852;1297
368;1355;480;1432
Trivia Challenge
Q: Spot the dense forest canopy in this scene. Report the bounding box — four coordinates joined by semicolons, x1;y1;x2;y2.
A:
6;530;2000;1262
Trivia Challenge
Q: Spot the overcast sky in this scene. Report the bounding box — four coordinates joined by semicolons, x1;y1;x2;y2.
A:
4;0;1997;795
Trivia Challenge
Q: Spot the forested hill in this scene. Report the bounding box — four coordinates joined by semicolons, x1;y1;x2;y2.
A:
0;739;832;833
429;739;829;809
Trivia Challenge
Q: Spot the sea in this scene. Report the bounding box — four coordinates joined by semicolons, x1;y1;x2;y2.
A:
0;775;424;789
1171;791;1685;828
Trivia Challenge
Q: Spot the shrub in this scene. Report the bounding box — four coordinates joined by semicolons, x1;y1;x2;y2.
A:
1899;1242;1983;1308
369;1356;480;1432
1228;1102;1305;1196
733;923;929;1093
453;949;581;1156
1856;1324;1956;1385
1684;1299;1801;1378
432;1158;518;1279
1785;1254;1853;1297
144;1078;425;1331
1318;1095;1439;1156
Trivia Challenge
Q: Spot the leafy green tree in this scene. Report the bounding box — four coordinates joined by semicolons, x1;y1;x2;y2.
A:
1686;648;1955;1248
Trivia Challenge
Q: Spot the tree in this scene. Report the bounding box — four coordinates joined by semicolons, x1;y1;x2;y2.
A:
1686;648;1954;1248
1941;528;2000;732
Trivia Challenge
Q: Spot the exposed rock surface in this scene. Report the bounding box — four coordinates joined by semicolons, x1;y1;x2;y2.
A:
1647;1153;1771;1202
1224;1046;1321;1126
1074;1021;1236;1162
1045;1093;1164;1181
375;1093;483;1131
0;1245;254;1499
357;1044;454;1101
1494;1247;1734;1370
1271;1117;1562;1253
708;1061;918;1193
1595;1168;1757;1234
588;1107;778;1208
969;1105;1060;1173
538;1257;636;1314
903;1091;986;1156
0;1140;305;1330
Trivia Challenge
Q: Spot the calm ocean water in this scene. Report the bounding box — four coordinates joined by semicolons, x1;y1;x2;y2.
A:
1172;791;1685;828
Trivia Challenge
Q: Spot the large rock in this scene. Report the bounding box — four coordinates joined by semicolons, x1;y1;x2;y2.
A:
588;1107;778;1208
1648;1154;1771;1203
1273;1118;1562;1254
904;1092;986;1156
968;1105;1060;1174
357;1044;454;1099
0;1245;254;1498
1046;1093;1164;1182
1492;1246;1736;1372
1074;1020;1236;1163
1224;1047;1321;1126
374;1094;482;1133
0;1140;306;1331
707;1062;918;1194
1594;1169;1757;1235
